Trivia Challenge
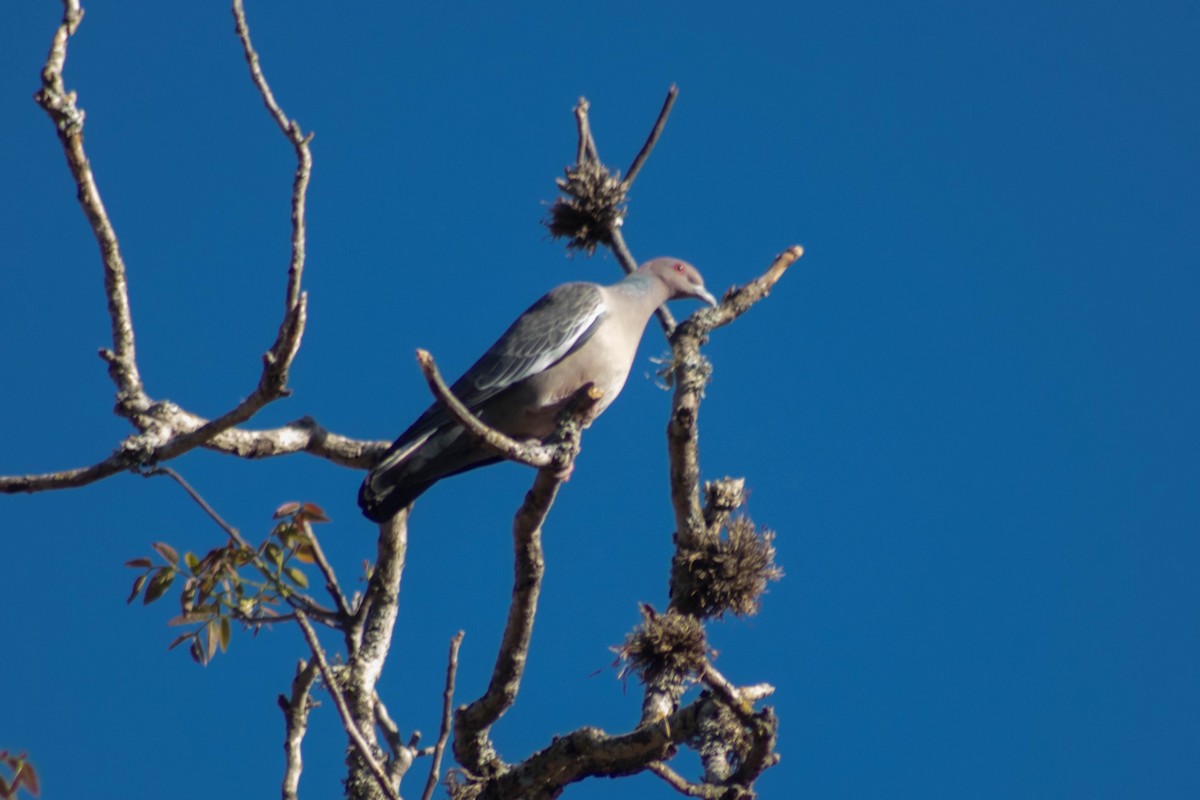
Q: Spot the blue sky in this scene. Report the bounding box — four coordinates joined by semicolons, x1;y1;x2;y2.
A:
2;1;1198;798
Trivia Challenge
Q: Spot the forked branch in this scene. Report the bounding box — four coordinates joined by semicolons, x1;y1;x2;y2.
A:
1;0;374;498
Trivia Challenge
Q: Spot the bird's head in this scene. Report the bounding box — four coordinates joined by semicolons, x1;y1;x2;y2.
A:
642;257;718;307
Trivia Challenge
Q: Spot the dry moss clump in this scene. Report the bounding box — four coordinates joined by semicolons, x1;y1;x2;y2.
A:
671;517;783;619
615;605;709;686
545;160;627;254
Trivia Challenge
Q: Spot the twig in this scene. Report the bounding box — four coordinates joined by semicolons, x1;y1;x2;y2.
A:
279;659;319;800
573;98;598;164
374;694;405;760
158;0;315;457
0;457;129;494
646;761;722;799
453;389;598;772
141;465;340;621
141;466;249;548
415;349;554;468
34;0;148;418
303;520;353;619
667;246;804;547
374;695;414;785
453;468;555;772
6;1;380;496
568;96;677;333
623;85;679;189
0;407;389;497
421;631;464;800
295;611;400;800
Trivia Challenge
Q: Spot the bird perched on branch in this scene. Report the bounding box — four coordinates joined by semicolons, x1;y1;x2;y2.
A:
358;257;717;522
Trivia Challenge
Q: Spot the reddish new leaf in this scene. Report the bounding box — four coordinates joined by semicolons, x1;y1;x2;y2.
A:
300;502;330;522
273;501;301;519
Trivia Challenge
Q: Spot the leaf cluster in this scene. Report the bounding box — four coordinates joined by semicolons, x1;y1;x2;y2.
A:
0;752;38;800
125;502;331;665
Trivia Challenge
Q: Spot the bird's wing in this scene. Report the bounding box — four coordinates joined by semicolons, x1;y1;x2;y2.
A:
390;282;607;448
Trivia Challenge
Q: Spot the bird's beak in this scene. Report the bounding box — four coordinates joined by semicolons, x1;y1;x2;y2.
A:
694;286;718;307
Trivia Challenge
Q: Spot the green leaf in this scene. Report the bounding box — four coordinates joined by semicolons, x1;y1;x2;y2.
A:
294;543;317;564
219;617;232;652
143;568;175;605
127;574;148;605
283;567;309;589
167;632;192;651
124;557;153;569
184;551;200;572
206;620;219;663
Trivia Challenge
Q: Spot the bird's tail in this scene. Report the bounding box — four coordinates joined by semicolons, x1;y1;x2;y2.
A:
357;426;501;522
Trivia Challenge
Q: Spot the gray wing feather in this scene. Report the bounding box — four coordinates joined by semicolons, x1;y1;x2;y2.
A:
388;283;607;449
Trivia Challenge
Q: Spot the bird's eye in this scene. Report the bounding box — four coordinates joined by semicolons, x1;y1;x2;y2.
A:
673;262;684;272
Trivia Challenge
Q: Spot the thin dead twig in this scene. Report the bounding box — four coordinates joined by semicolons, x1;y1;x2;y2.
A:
421;631;464;800
416;349;555;468
34;0;147;417
623;84;679;189
453;389;598;773
667;246;805;547
295;611;400;800
646;761;723;799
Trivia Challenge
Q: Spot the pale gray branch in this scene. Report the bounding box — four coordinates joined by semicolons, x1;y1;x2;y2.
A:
279;659;319;800
6;0;378;496
453;389;598;773
421;631;463;800
667;246;804;548
646;761;723;799
35;0;148;418
296;611;400;800
416;349;554;469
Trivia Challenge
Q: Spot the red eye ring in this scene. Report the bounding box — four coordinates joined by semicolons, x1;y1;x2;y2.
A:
673;262;685;272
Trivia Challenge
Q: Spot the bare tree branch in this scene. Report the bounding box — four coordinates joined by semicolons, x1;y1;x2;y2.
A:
453;389;599;774
0;413;387;496
2;0;384;497
374;694;406;767
646;761;724;799
623;84;679;190
339;511;410;799
302;518;353;620
416;349;555;469
296;611;400;800
667;246;805;547
421;631;463;800
279;659;319;800
34;0;148;418
563;93;679;335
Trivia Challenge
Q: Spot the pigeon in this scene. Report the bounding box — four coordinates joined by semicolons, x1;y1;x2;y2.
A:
358;257;717;521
